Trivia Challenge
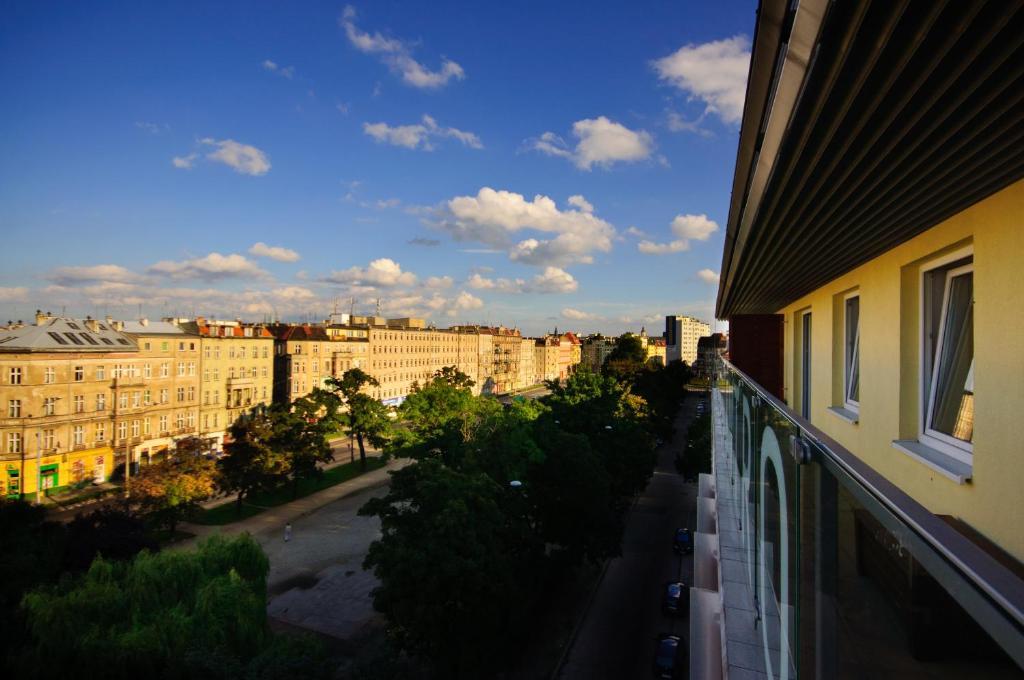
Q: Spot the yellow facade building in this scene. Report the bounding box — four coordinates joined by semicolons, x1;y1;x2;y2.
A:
176;318;274;452
0;314;133;497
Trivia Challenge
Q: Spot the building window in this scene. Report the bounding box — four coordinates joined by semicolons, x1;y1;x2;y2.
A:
8;432;22;453
188;361;195;376
204;345;211;359
177;387;185;402
922;255;974;457
143;363;152;378
97;394;106;411
187;386;195;401
250;367;257;378
161;341;168;351
160;389;168;404
9;367;21;385
178;342;185;351
261;366;268;378
131;420;140;437
177;362;185;377
74;366;84;382
42;367;55;384
73;425;85;445
96;424;105;442
160;363;169;378
8;399;21;417
96;365;106;380
144;389;151;405
176;412;185;429
844;294;860;411
159;415;168;433
213;368;220;381
43;397;57;416
203;368;210;381
213;413;219;427
143;418;150;435
119;393;128;409
117;422;127;441
187;411;195;427
42;429;55;449
74;395;85;413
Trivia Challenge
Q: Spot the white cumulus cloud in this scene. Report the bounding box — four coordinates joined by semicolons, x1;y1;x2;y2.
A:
445;290;483;317
424;275;453;289
148;253;268;281
341;6;465;89
697;269;720;284
439;188;615;267
172;153;197;169
562;308;598;321
249;242;300;262
363;114;482;151
0;286;29;302
653;36;751;125
637;214;719;255
324;258;417;287
48;264;144;286
530;116;654;170
466;266;577;294
201;138;271;176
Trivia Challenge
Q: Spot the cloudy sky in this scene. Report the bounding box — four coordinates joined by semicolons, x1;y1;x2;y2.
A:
0;1;754;335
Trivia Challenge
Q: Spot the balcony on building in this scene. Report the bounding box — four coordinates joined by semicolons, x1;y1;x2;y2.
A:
693;1;1024;677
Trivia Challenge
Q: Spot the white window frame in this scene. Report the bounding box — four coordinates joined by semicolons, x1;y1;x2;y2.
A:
843;291;860;412
918;247;974;463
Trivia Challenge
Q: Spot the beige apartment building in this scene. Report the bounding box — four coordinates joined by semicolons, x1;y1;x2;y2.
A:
120;319;201;465
516;337;536;391
367;323;477;405
535;336;560;384
176;318;274;452
0;314;136;497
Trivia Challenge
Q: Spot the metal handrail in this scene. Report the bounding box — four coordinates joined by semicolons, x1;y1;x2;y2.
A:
717;354;1024;635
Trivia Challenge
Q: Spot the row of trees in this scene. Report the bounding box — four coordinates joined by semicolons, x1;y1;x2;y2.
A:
356;345;691;678
128;368;392;529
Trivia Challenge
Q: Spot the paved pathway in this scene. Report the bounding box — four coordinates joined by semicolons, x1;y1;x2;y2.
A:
557;394;701;679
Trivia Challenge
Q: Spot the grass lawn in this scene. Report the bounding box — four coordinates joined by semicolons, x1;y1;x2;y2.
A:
194;457;387;526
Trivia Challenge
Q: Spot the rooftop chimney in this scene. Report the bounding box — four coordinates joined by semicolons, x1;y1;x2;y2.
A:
139;318;149;327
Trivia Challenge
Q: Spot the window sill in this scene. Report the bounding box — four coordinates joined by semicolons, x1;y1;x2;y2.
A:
827;406;859;424
891;439;972;484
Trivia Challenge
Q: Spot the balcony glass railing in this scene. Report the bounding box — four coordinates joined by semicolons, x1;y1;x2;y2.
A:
711;354;1024;678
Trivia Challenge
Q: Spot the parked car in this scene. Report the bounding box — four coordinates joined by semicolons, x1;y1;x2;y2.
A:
663;580;688;616
653;634;684;678
673;527;693;555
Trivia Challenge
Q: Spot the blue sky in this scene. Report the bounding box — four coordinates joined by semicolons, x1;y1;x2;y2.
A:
0;1;755;336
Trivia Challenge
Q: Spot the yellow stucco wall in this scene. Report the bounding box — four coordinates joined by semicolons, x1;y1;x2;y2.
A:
778;179;1024;560
3;445;114;497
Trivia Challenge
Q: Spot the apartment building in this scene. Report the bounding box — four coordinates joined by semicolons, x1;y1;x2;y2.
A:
557;332;581;381
534;336;560;384
489;327;522;394
664;314;710;366
176;318;273;451
267;324;331;404
581;334;616;372
516;337;536;391
367;323;474;405
0;314;135;497
695;2;1024;676
120;319;201;465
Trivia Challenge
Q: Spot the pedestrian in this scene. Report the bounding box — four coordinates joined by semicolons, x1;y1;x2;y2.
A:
284;522;292;542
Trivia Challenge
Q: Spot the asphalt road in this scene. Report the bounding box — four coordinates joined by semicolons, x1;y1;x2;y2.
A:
558;394;701;680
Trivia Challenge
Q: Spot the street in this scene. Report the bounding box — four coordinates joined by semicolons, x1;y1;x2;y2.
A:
557;394;700;679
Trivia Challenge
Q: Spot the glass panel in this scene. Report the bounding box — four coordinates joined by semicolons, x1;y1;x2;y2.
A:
711;353;1021;678
929;271;973;443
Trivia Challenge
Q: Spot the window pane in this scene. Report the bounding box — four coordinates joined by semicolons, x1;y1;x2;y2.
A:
929;272;973;442
846;297;860;404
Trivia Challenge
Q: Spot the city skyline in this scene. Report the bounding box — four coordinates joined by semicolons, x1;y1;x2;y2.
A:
0;1;754;335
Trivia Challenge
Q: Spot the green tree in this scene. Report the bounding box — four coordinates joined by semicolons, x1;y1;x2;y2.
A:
18;534;282;680
276;396;335;498
218;409;289;515
360;460;541;678
326;369;391;471
391;368;487;465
